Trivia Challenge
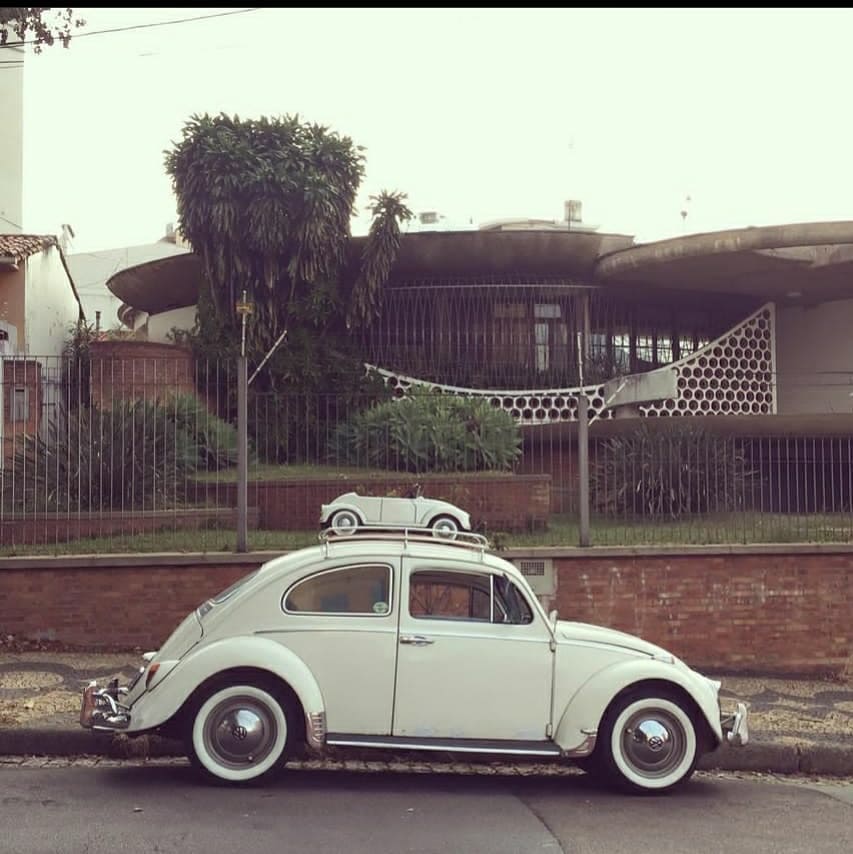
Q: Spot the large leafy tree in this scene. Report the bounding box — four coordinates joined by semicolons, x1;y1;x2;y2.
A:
0;7;85;51
164;113;412;364
164;113;411;463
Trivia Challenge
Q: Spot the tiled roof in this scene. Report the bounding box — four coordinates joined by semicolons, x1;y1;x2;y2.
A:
0;234;57;262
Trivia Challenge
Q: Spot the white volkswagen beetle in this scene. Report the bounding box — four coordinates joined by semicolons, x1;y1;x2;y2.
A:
319;485;470;538
80;529;748;793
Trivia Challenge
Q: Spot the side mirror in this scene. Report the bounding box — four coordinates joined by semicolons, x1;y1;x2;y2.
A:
549;609;559;626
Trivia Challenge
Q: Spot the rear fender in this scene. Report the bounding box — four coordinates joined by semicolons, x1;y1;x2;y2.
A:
320;503;366;525
127;636;325;747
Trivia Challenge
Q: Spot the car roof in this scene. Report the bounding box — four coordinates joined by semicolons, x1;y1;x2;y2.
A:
257;537;525;583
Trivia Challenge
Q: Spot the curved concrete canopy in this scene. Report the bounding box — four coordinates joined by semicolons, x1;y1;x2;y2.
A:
107;220;853;319
595;221;853;302
106;230;635;316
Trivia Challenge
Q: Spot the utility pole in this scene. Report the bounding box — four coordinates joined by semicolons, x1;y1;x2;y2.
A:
576;317;590;547
235;290;253;553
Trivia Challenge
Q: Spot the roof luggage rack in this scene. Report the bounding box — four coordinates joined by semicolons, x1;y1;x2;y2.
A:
318;525;492;556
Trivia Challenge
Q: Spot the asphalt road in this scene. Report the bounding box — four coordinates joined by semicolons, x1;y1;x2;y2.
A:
0;763;851;854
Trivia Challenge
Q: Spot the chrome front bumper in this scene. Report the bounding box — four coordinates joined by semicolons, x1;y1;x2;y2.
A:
721;701;749;747
80;679;131;732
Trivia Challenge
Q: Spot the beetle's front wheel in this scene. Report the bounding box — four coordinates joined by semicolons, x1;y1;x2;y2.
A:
187;681;292;785
597;688;699;794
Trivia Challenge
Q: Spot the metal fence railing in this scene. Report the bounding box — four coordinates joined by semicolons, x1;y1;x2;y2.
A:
1;353;852;554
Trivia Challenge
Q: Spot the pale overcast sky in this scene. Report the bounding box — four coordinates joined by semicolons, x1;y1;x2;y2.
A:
15;7;853;252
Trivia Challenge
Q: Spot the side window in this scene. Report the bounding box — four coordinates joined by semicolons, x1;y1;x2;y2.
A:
494;576;534;625
409;570;535;625
410;570;492;621
284;564;392;616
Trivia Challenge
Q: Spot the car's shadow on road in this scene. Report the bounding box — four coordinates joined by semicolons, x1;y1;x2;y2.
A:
97;762;721;801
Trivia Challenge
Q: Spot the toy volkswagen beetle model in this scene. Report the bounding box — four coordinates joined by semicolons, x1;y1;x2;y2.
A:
80;528;748;793
319;485;470;539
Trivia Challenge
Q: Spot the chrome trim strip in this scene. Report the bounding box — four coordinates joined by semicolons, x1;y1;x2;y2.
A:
325;736;561;756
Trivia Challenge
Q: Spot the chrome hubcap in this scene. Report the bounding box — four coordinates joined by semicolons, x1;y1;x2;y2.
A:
433;520;457;538
621;710;686;777
204;698;277;768
332;512;357;534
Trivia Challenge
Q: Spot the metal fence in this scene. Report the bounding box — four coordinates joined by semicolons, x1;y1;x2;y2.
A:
1;353;852;554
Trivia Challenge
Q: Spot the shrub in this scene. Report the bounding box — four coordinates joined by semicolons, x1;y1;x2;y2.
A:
170;393;239;470
3;399;200;512
591;422;752;519
330;389;521;473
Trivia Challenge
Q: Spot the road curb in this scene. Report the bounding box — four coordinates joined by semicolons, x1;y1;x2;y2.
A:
1;728;852;777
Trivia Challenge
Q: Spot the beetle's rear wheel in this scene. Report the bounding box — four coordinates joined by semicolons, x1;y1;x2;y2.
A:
329;509;359;536
186;680;293;785
430;514;459;540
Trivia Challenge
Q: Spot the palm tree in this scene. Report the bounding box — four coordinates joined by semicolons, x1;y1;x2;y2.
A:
165;113;411;363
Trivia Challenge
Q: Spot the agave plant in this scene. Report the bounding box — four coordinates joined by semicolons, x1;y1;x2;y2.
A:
3;399;199;512
330;389;522;474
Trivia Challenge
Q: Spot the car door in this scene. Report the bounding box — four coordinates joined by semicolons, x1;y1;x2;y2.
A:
392;559;554;741
380;496;418;526
270;557;399;735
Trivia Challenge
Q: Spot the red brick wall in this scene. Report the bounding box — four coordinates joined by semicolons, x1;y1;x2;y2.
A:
195;474;551;532
89;340;195;406
0;558;254;648
552;550;853;678
1;547;851;676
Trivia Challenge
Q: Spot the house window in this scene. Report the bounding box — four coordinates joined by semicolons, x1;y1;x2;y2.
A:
534;322;550;372
11;387;29;422
493;303;526;319
533;303;561;319
533;303;568;375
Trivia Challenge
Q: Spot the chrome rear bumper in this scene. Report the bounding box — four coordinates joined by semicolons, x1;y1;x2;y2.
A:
80;679;131;732
721;701;749;747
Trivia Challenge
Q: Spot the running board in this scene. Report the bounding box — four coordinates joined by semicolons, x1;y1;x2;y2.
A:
325;734;562;757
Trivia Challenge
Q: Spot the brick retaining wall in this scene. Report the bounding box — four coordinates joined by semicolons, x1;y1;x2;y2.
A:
2;546;850;677
550;549;853;678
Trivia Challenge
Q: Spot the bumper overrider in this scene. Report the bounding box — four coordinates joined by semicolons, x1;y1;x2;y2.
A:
80;678;132;732
721;701;749;747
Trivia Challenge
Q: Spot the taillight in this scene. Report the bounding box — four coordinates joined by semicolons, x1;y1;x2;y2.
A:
145;663;161;689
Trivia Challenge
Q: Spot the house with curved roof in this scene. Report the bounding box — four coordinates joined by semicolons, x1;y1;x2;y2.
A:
106;215;853;433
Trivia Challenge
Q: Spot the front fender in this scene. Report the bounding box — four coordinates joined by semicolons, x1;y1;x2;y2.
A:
127;635;326;746
554;660;722;755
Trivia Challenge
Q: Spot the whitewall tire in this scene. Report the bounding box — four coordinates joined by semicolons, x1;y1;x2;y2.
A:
329;509;359;536
430;515;459;540
600;689;699;793
188;682;291;784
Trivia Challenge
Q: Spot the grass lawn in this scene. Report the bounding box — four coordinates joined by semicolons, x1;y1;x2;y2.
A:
3;512;852;557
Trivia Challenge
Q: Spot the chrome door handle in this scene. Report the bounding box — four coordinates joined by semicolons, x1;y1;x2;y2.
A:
400;634;434;646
